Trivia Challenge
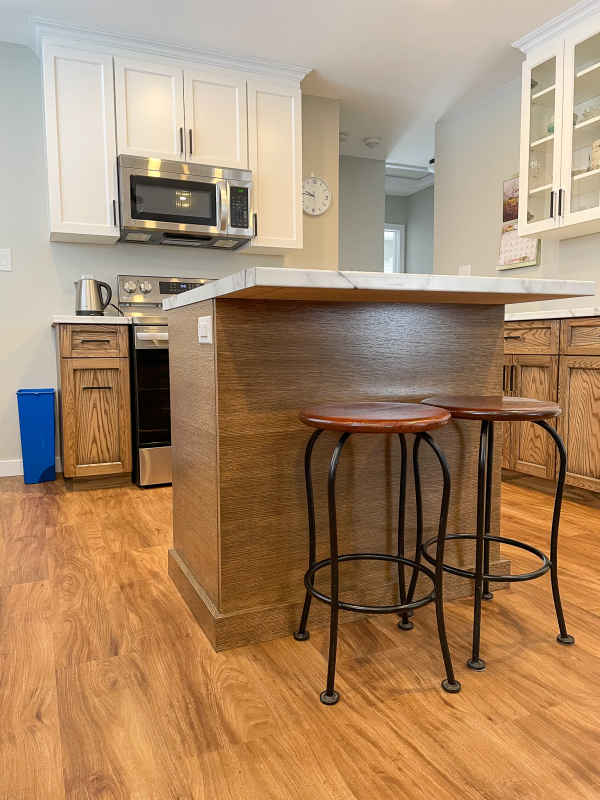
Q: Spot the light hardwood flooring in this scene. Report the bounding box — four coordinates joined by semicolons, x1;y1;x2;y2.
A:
1;474;599;799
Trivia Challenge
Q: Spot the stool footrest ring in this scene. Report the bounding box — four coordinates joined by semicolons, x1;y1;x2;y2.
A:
420;533;551;582
304;553;436;614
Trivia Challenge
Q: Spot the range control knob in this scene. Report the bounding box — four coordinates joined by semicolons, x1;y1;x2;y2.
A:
139;281;153;294
123;280;137;293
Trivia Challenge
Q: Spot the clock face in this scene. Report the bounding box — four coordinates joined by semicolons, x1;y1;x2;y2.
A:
302;177;331;216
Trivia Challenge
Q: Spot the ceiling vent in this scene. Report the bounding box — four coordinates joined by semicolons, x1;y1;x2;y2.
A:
364;137;381;149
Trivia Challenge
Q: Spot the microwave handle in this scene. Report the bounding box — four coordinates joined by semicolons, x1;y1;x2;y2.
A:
218;182;228;232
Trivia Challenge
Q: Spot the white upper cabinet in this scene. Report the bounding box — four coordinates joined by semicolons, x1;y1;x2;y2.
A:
247;81;302;251
516;3;600;239
184;70;248;169
114;58;185;161
42;45;119;243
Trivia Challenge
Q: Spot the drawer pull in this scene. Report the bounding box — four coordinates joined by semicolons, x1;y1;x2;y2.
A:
83;386;112;390
79;338;111;343
504;335;522;340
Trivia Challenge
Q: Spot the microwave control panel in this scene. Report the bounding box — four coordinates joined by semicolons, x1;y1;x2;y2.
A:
229;187;250;230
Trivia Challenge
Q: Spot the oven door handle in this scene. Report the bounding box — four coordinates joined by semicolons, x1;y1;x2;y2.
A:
136;332;169;341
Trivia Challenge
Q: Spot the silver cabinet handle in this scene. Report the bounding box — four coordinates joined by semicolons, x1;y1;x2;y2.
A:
253;213;258;237
558;188;565;217
179;127;184;155
189;129;193;156
113;199;118;227
550;191;555;219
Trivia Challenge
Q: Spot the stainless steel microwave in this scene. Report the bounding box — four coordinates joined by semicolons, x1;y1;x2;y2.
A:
117;156;254;250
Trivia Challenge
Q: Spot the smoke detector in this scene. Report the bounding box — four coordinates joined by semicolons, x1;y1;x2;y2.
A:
428;158;435;173
339;131;349;143
364;137;381;149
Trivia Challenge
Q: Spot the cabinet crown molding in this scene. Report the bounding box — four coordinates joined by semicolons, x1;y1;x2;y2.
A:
512;0;600;54
29;16;312;82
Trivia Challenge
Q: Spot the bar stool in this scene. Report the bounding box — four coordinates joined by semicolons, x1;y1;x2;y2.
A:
294;401;462;705
419;395;574;672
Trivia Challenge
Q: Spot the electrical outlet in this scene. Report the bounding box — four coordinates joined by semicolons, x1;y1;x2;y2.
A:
458;265;471;276
0;249;12;271
198;316;213;344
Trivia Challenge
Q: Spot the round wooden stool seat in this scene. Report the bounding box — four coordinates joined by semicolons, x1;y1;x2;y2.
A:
421;395;561;422
299;402;451;434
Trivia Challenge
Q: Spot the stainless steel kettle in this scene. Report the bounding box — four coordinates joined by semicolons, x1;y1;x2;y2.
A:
74;275;112;316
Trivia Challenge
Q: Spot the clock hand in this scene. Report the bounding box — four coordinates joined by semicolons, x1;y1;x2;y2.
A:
303;191;315;198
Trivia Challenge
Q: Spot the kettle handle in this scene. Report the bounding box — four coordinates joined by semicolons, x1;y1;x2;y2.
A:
98;281;112;311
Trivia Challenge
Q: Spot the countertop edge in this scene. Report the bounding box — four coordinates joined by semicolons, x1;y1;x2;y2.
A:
505;307;600;321
51;315;132;325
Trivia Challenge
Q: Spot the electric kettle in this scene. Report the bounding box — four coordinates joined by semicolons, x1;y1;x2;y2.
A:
74;275;112;316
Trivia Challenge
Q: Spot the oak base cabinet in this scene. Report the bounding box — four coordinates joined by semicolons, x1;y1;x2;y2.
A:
55;324;132;483
504;317;600;492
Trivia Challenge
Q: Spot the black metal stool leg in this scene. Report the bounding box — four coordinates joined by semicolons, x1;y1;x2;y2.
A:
397;434;413;631
536;421;575;646
417;433;461;693
483;421;494;601
321;432;351;706
295;428;323;641
468;420;488;671
406;435;424;606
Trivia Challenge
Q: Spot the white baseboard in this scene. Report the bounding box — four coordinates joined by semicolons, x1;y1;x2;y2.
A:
0;457;62;478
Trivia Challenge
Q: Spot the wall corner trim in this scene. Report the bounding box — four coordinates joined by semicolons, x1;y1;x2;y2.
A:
512;0;600;54
28;16;312;82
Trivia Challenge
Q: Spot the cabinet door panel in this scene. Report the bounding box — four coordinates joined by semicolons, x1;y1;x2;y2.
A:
512;355;558;479
61;358;131;478
42;46;118;242
247;81;302;250
518;42;564;237
114;58;185;161
184;70;247;168
558;355;600;491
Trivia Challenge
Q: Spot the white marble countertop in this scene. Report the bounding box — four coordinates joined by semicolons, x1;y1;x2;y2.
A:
505;307;600;321
163;268;595;311
51;315;131;325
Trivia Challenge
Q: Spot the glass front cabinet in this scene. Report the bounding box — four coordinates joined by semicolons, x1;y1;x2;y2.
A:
517;7;600;239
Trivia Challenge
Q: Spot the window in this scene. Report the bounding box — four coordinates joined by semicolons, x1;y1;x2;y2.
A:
384;224;405;273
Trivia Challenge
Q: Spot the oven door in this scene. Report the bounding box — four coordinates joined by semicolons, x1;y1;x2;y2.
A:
120;168;227;235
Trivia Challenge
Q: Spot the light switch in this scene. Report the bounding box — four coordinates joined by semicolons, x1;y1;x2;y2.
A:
458;265;471;276
0;249;12;271
198;316;213;344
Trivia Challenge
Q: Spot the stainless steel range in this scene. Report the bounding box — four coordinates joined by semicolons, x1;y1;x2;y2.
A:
118;274;213;487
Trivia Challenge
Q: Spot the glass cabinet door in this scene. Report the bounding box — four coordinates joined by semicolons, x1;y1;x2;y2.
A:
519;48;564;234
562;27;600;223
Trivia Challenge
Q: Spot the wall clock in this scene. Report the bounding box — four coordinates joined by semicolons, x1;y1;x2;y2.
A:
302;173;331;216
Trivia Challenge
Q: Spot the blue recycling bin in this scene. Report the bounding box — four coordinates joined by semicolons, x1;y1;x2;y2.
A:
16;389;56;484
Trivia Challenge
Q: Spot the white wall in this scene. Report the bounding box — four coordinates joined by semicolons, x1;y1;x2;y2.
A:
385;195;407;226
406;185;434;274
0;42;286;472
285;95;339;270
339;155;385;271
434;76;600;312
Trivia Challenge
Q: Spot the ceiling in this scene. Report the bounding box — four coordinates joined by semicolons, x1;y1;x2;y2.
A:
1;0;577;168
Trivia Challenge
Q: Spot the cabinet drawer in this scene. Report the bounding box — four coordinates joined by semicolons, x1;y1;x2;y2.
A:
503;321;559;354
560;318;600;355
59;325;128;358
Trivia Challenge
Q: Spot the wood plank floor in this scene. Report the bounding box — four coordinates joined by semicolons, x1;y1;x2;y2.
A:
1;474;599;799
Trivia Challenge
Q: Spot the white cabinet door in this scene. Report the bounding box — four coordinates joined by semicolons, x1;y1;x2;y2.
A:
114;58;185;161
42;46;119;242
247;81;302;251
184;70;247;168
518;41;565;238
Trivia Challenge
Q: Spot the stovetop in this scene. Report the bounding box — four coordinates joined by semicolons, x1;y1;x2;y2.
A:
117;275;214;323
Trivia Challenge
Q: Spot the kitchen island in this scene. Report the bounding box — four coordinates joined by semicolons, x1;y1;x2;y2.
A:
164;268;594;651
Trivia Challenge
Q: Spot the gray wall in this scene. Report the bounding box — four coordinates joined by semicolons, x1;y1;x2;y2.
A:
434;76;600;312
385;195;407;225
339;155;385;271
0;42;285;472
406;185;434;273
385;188;434;273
